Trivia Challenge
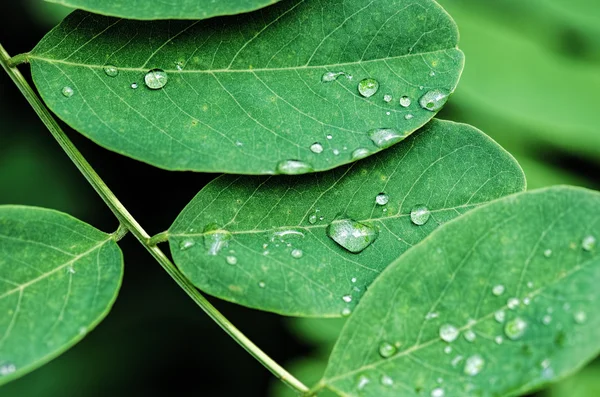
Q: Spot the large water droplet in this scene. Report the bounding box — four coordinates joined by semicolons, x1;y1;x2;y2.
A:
358;78;379;98
203;224;232;256
419;89;449;112
144;68;168;90
464;355;485;376
61;86;74;97
179;239;195;251
368;128;407;148
375;193;389;206
103;65;118;77
582;235;596;251
351;148;370;160
399;96;411;107
310;142;324;154
504;317;527;340
276;160;313;175
378;341;397;358
431;388;445;397
439;324;459;342
492;285;505;296
410;205;431;226
327;218;378;253
291;249;303;259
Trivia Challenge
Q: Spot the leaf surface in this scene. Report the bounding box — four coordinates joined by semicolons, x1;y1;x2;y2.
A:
29;1;463;174
168;120;525;317
0;206;122;385
321;186;600;396
46;0;282;20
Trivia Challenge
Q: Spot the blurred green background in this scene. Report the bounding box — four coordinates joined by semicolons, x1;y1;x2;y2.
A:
0;0;598;395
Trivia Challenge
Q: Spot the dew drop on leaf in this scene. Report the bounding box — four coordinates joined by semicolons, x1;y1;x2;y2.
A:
310;142;324;154
464;330;477;343
399;96;411;107
61;86;74;97
276;159;314;175
380;375;394;386
410;205;431;226
383;94;393;103
179;239;195;251
378;341;397;358
342;294;352;303
0;363;16;376
341;307;352;317
431;387;445;397
226;256;237;265
492;284;505;296
375;193;389;206
495;336;504;344
574;310;587;324
103;65;118;77
308;213;318;224
357;78;379;98
203;224;232;255
357;375;370;390
351;148;370;160
258;281;266;288
544;249;553;258
507;297;520;310
542;315;552;325
494;310;506;323
504;317;528;340
464;355;485;376
368;128;407;148
144;68;168;89
131;83;138;89
439;324;459;342
327;218;378;253
582;235;596;251
322;71;347;82
419;89;449;111
404;114;414;120
291;249;303;259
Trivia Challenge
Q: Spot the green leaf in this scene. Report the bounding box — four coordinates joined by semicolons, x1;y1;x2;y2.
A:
167;120;525;317
29;2;464;174
0;206;123;385
320;186;600;396
45;0;282;20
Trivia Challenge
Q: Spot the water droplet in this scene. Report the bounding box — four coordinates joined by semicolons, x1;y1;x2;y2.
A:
544;249;553;258
378;341;397;358
451;355;463;367
526;281;534;289
179;239;195;251
131;83;138;89
276;160;313;175
308;213;318;224
342;295;352;303
380;375;394;386
226;256;237;265
273;229;305;240
439;324;459;342
103;65;118;77
351;148;370;160
358;78;379;98
431;387;445;397
495;336;504;344
175;60;185;71
425;312;439;320
144;68;168;90
507;297;519;310
327;218;378;253
464;355;485;376
574;310;587;324
309;142;324;154
492;285;505;296
291;249;303;259
504;317;528;340
582;235;596;251
399;96;411;107
322;71;349;82
383;94;393;103
333;149;340;155
326;134;333;140
341;308;352;317
429;70;436;77
542;315;552;325
67;266;76;274
203;224;232;255
351;277;357;283
0;363;16;376
357;375;370;390
464;330;476;343
368;128;407;148
444;346;452;354
61;86;74;97
523;297;531;305
410;205;431;226
258;281;266;288
375;193;389;206
494;310;506;323
419;89;449;112
404;114;414;120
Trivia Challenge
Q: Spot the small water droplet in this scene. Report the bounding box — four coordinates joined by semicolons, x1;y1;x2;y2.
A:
368;128;407;148
276;160;313;175
431;387;445;397
0;363;16;376
464;355;485;376
574;310;587;324
308;213;318;224
327;218;378;253
61;86;74;97
341;307;352;317
419;89;449;111
175;60;185;71
492;285;505;296
380;375;394;386
67;266;76;274
404;114;414;120
326;134;333;140
342;295;352;303
523;297;531;305
144;68;168;90
375;193;389;206
333;149;340;155
226;256;237;265
464;330;476;343
179;239;195;251
358;78;379;98
439;324;459;342
351;277;357;283
429;70;436;77
103;65;118;77
357;375;370;390
495;336;504;345
399;96;411;107
544;249;553;258
131;82;138;89
203;224;232;255
351;148;370;160
378;341;397;358
582;235;596;251
507;297;520;310
383;94;393;103
411;205;431;226
451;355;463;367
505;317;528;340
542;315;552;325
291;249;303;259
425;312;439;320
309;142;324;154
444;346;452;354
494;310;506;323
258;281;266;288
526;281;534;289
322;71;349;82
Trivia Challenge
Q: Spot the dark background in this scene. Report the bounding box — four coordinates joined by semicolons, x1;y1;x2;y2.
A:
1;0;599;396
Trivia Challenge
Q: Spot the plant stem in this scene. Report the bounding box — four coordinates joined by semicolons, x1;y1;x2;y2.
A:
148;230;170;246
0;43;309;395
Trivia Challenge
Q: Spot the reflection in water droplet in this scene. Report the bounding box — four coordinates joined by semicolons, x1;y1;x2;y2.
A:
144;68;168;89
351;148;370;160
203;224;232;255
179;239;195;251
399;96;411;107
492;285;505;296
505;317;527;340
380;375;394;386
574;310;587;324
358;78;379;98
383;94;393;103
131;83;138;89
357;375;370;390
310;142;324;154
411;205;431;226
375;193;389;206
368;128;407;148
439;324;459;342
276;160;313;175
226;256;237;265
291;249;303;259
378;341;397;358
431;388;445;397
61;86;74;97
327;218;378;253
419;89;449;111
464;355;485;376
582;235;596;251
104;65;118;77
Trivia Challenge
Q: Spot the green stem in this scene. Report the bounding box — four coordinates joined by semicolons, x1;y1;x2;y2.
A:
148;230;170;246
0;43;309;395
